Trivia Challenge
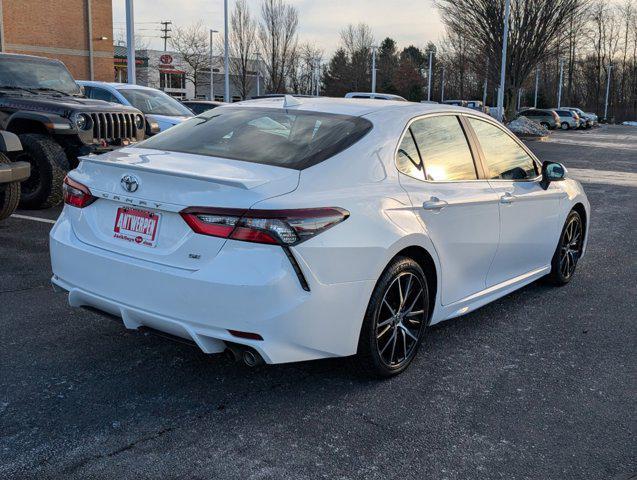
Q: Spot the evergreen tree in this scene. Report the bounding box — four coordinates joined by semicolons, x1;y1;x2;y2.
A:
377;37;399;93
323;48;351;96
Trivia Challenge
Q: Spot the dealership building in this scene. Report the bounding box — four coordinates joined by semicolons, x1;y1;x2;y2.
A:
0;0;114;81
1;0;262;101
114;47;262;101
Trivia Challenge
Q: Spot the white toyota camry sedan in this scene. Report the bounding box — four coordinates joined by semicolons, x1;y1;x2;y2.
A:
50;96;589;377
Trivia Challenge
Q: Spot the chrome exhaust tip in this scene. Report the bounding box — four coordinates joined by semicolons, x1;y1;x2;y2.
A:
242;349;263;367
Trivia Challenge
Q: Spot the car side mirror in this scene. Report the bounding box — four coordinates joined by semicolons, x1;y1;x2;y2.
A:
540;161;566;190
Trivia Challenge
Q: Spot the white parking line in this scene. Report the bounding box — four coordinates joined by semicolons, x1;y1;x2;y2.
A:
10;214;57;225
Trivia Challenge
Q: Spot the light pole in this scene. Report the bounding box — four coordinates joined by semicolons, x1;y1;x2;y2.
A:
557;58;564;108
497;0;511;121
427;50;433;101
604;63;613;120
255;52;262;97
534;66;539;108
209;29;218;101
223;0;230;103
314;58;321;96
517;88;522;111
125;0;136;84
482;58;489;106
440;66;445;102
371;46;378;93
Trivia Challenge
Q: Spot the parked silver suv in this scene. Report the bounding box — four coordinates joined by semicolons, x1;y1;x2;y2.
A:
518;108;561;129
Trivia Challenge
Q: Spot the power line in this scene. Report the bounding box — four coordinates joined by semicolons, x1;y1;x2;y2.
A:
160;21;172;52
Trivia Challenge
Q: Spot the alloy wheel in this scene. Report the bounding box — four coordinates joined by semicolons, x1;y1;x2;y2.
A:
375;272;426;368
559;214;583;279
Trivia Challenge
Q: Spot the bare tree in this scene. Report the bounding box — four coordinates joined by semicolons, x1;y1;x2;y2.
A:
435;0;585;116
258;0;299;93
169;22;210;92
229;0;258;99
340;23;374;57
290;43;323;94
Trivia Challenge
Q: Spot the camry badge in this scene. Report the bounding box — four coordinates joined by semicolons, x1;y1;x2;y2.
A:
120;174;139;193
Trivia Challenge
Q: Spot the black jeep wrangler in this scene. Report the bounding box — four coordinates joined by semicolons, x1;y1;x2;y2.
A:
0;53;145;209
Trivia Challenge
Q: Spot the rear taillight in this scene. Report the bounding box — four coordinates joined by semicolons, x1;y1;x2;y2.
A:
63;176;96;208
180;207;349;246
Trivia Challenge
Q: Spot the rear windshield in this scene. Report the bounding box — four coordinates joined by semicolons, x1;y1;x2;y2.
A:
137;107;373;170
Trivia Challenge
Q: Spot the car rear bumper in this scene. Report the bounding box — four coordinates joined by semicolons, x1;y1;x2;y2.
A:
50;212;373;364
0;161;30;184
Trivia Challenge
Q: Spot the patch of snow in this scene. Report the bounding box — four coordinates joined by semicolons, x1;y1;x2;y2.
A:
507;116;550;137
622;121;637;126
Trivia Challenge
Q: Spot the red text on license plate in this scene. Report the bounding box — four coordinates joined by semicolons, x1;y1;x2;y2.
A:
113;207;160;247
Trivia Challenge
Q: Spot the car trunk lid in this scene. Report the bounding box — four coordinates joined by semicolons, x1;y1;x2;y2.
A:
67;147;300;269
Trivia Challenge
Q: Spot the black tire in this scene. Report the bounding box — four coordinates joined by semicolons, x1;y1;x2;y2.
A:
354;256;429;378
540;122;550;129
16;134;69;209
546;210;584;285
561;122;570;130
0;153;21;221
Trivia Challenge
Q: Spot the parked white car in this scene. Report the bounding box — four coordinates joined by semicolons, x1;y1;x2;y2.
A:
50;96;589;377
77;81;193;133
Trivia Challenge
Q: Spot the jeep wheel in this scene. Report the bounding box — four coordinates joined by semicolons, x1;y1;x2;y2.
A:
17;134;69;209
0;153;21;221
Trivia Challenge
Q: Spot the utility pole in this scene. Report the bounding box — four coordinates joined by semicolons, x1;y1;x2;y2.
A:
427;50;433;101
371;46;378;93
440;66;445;102
557;58;564;108
534;66;539;108
255;52;262;97
517;88;522;111
125;0;136;84
604;63;613;120
209;29;218;101
160;21;172;52
223;0;230;103
482;58;489;106
497;0;511;121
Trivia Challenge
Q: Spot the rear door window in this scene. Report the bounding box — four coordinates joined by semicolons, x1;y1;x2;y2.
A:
408;115;477;181
138;107;372;170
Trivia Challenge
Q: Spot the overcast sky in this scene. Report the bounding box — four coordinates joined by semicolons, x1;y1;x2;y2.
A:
112;0;445;56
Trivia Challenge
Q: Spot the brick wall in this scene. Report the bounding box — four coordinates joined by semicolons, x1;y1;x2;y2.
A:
2;0;113;81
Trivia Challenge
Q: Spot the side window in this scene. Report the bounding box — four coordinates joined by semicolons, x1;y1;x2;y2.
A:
409;115;477;181
91;87;118;103
396;129;424;180
468;118;538;180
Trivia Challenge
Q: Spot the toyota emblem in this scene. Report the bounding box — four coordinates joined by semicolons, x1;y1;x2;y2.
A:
121;174;139;193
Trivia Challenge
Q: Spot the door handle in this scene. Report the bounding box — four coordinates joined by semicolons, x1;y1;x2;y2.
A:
500;192;517;204
422;197;448;211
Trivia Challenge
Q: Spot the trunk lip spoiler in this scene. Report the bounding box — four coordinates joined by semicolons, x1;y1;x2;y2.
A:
77;151;300;191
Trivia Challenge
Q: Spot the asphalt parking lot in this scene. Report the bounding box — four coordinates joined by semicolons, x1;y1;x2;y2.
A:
1;125;635;480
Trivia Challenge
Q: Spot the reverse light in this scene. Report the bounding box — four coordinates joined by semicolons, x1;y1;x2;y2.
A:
63;176;96;208
180;207;349;246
